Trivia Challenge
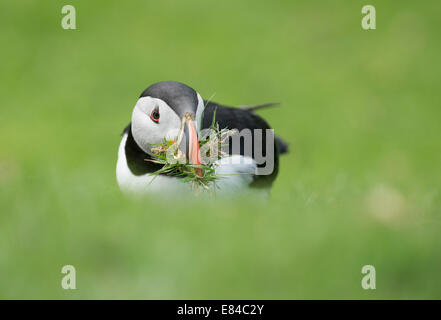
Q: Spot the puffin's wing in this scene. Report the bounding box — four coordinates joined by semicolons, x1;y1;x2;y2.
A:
202;100;288;188
121;123;131;136
202;101;271;131
202;101;288;155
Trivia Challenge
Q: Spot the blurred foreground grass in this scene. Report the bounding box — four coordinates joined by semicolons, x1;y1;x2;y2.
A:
0;0;441;298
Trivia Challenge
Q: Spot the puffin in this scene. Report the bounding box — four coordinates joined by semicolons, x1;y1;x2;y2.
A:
116;81;288;195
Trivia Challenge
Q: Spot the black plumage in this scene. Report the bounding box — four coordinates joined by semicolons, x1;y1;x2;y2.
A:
140;81;198;118
201;101;288;188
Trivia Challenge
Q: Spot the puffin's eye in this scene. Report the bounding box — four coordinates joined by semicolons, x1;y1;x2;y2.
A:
150;106;160;123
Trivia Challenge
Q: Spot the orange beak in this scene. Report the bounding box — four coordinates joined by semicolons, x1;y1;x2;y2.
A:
185;118;203;177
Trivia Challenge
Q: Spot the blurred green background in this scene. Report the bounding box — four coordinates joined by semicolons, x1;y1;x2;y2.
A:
1;0;441;299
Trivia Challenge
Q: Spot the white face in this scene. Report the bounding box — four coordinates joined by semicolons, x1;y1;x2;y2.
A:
131;93;206;155
131;96;181;154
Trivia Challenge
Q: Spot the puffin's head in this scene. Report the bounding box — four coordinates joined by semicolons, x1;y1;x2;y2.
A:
131;81;205;165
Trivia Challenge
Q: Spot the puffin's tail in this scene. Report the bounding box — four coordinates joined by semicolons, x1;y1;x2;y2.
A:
240;102;289;155
239;102;280;111
275;135;289;155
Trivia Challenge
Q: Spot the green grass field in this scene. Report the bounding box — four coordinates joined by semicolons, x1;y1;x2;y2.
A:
1;0;441;298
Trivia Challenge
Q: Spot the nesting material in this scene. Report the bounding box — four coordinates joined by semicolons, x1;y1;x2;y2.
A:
146;110;238;192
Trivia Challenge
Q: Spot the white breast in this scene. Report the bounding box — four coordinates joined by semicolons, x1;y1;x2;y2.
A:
116;134;188;195
116;133;263;196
